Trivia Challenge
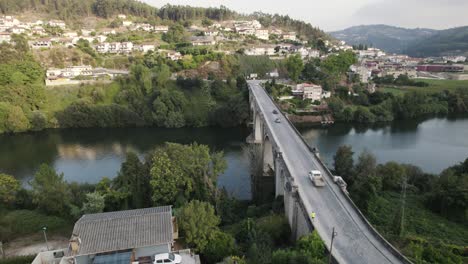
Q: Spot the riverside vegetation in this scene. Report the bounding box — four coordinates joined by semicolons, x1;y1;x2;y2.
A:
0;142;328;264
333;146;468;264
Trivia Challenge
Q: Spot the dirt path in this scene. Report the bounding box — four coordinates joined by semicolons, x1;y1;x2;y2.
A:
4;234;69;257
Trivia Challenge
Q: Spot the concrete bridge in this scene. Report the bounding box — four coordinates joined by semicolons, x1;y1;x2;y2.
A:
248;80;412;264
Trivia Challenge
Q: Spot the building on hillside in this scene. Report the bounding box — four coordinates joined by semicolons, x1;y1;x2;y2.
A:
134;43;156;53
282;32;297;41
122;20;133;27
293;83;323;101
166;51;182;61
255;29;269;40
244;45;276;56
204;29;219;36
190;36;216;46
48;20;66;29
267;69;280;78
8;26;26;34
32;206;200;264
63;31;78;38
30;38;52;49
0;15;20;27
31;26;46;36
154;26;169;33
0;32;11;43
416;64;464;73
117;14;127;19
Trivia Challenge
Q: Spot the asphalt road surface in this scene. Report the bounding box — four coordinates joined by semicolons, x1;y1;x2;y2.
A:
249;80;406;264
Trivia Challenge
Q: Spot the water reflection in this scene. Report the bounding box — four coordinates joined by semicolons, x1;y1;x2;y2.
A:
300;117;468;174
0;127;253;200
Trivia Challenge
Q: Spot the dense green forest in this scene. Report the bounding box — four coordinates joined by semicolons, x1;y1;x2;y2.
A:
333;147;468;263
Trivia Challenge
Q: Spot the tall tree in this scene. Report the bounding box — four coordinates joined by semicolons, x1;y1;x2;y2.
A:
30;164;70;215
177;200;221;252
286;54;304;82
333;145;354;183
114;152;149;209
81;192;105;214
0;173;20;205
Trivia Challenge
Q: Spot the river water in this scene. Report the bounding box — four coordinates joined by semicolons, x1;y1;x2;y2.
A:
1;117;467;200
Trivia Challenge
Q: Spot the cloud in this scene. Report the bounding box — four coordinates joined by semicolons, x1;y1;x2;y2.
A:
350;0;468;29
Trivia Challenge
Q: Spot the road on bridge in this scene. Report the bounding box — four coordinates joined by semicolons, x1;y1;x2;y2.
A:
249;80;408;264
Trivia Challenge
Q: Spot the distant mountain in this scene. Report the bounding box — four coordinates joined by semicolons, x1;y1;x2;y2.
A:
330;24;437;54
405;26;468;57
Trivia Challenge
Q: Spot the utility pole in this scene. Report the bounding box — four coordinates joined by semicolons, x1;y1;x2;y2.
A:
0;241;5;259
42;227;49;251
328;227;338;264
399;175;407;236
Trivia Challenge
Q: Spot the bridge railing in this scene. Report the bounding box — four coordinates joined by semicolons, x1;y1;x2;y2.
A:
251;83;413;264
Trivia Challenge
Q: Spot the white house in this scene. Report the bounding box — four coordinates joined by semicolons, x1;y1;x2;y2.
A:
204;30;219;36
166;51;182;61
154;26;169;33
8;26;26;34
244;45;276;56
63;31;78;38
30;38;52;49
135;44;156;53
294;83;323;101
122;20;133;27
31;26;46;36
255;29;269;40
48;20;66;29
190;36;216;46
95;42;109;53
117;14;127;19
283;32;297;41
0;32;11;43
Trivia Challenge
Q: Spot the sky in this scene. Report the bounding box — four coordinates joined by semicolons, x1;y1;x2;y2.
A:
143;0;468;31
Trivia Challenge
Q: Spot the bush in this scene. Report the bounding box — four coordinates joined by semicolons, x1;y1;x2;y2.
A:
0;256;35;264
0;210;70;241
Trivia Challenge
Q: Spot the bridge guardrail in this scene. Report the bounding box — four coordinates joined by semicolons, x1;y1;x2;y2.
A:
253;83;413;264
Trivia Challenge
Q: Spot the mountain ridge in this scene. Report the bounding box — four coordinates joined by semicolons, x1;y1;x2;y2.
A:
330;24;468;57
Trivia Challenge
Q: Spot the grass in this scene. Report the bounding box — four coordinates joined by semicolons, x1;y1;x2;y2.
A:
0;209;73;242
366;192;467;263
0;256;35;264
380;79;468;95
44;82;121;114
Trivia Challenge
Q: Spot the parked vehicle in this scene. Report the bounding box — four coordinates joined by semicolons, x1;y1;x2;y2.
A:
272;109;279;114
309;170;325;187
274;117;281;123
154;253;182;264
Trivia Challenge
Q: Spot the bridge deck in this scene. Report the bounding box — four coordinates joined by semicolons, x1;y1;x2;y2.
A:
249;80;408;264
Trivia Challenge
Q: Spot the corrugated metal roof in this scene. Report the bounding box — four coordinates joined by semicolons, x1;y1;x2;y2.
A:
72;206;173;256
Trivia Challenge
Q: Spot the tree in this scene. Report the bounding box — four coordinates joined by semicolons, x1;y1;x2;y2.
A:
114;152;149;209
297;231;326;259
377;162;406;191
150;149;187;206
81;192;105;214
177;200;220;252
150;143;226;205
202;231;236;263
286;54;304;82
30;164;70;215
333;145;354;183
162;24;187;43
350;150;381;212
0;173;20;204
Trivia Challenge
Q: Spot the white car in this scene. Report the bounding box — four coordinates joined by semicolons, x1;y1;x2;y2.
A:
154;253;182;264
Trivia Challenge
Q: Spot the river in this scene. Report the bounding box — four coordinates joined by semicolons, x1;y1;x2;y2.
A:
1;117;467;200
